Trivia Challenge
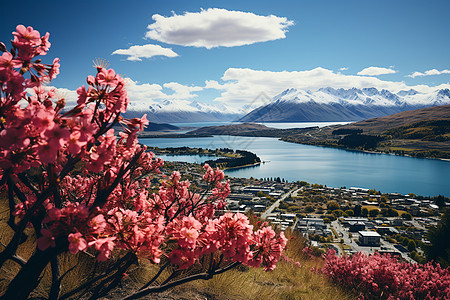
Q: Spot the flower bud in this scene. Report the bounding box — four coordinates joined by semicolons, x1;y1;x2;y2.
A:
56;98;65;110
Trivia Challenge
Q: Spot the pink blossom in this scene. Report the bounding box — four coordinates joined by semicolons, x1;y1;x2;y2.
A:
0;25;288;293
13;25;41;47
68;232;87;254
36;140;59;163
0;52;14;70
48;58;60;80
43;124;70;148
37;228;56;251
89;237;116;262
96;68;119;87
88;214;107;234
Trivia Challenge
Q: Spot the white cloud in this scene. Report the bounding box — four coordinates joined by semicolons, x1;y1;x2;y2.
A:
162;82;203;99
124;78;203;110
339;67;348;71
408;69;450;78
357;67;397;76
112;44;178;61
206;67;450;107
145;8;294;49
50;67;450;112
204;80;225;90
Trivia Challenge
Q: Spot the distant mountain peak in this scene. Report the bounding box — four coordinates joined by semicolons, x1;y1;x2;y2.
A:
437;89;450;97
397;89;419;96
239;86;450;123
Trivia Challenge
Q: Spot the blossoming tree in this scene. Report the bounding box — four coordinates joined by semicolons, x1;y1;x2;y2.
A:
321;250;450;299
0;25;287;299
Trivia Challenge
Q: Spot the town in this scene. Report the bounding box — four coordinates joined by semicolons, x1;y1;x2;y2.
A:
162;159;448;264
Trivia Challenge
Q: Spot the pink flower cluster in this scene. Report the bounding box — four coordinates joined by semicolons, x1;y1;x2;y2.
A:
0;25;287;274
0;25;148;174
321;250;450;299
167;213;287;271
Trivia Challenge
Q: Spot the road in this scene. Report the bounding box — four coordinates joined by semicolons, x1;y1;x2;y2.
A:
261;187;300;219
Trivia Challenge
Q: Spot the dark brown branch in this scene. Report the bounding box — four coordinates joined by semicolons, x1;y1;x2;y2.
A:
17;173;39;195
0;240;65;300
0;182;57;268
59;252;134;300
87;253;137;300
5;172;18;232
122;262;240;300
90;149;143;211
49;256;61;300
139;262;169;291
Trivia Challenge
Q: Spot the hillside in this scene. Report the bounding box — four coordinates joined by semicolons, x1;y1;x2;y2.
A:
335;104;450;134
188;123;274;135
280;105;450;159
144;122;180;132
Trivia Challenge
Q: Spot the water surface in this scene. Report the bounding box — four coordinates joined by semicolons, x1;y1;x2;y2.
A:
141;136;450;197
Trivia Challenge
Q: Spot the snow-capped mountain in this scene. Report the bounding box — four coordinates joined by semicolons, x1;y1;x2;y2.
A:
239;87;450;122
124;87;450;123
125;99;242;123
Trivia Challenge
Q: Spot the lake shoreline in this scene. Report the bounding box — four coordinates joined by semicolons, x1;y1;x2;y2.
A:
278;138;450;162
140;135;450;196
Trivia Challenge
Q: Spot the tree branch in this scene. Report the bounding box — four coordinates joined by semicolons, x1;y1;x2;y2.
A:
139;261;169;291
49;256;61;300
122;262;240;300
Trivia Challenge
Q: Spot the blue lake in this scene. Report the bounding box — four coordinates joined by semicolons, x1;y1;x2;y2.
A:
141;136;450;197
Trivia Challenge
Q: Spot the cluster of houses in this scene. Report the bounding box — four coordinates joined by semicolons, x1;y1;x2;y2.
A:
296;218;331;237
225;181;294;213
164;162;442;260
266;213;296;231
390;197;440;216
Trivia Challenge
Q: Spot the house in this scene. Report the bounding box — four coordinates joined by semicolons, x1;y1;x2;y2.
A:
242;186;272;195
340;217;369;226
280;213;296;220
252;205;266;212
349;221;366;232
376;226;399;235
358;231;381;246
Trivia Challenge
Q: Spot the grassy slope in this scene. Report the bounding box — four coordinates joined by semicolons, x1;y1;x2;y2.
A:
337;105;450;134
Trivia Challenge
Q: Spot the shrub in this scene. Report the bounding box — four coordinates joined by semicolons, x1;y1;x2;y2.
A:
322;250;450;299
369;209;380;217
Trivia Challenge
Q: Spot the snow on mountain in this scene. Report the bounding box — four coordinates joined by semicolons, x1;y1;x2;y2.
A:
125;99;242;123
125;87;450;123
270;87;450;107
239;87;450;122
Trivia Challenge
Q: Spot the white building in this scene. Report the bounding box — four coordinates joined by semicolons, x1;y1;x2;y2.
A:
358;231;381;246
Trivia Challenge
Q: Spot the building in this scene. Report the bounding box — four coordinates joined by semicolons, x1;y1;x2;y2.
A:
349;221;366;232
340;217;369;226
358;231;381;246
242;186;272;195
376;226;399;235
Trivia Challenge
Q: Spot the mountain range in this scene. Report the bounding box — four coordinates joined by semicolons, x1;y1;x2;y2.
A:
125;99;243;123
125;87;450;123
239;87;450;122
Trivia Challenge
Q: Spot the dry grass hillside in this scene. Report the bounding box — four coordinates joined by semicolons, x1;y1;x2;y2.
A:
338;105;450;134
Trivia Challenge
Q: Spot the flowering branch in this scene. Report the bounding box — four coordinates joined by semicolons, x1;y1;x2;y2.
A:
0;25;287;300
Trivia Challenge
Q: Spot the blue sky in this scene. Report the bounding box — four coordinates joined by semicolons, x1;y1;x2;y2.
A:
1;0;449;109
